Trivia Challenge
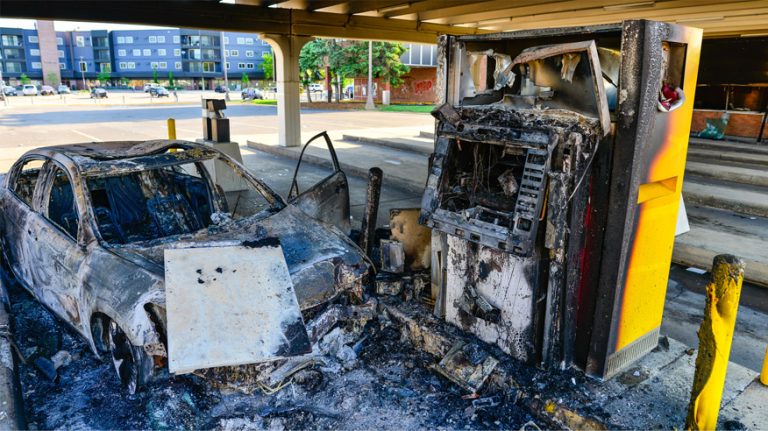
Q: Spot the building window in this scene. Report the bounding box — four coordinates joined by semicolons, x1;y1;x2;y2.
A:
143;49;151;56
76;36;85;47
173;35;180;44
245;50;254;57
230;49;239;56
236;37;245;44
157;35;165;43
1;35;21;46
28;35;38;43
224;36;230;44
148;36;157;43
202;61;215;72
118;49;126;56
100;63;111;72
237;62;245;69
150;61;158;69
224;50;229;56
159;61;167;69
245;38;253;45
125;36;133;44
133;49;141;56
175;61;181;70
173;49;181;56
29;49;40;56
79;61;87;72
59;63;66;69
158;48;166;56
58;50;65;58
5;62;22;73
31;62;42;69
119;61;127;69
225;62;230;69
117;36;125;44
56;37;64;45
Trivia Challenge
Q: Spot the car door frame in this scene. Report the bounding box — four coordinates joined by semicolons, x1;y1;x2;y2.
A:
287;131;351;234
27;159;90;334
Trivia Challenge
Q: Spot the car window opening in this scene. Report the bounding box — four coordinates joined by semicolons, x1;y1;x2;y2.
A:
13;159;45;207
86;161;273;245
47;168;79;239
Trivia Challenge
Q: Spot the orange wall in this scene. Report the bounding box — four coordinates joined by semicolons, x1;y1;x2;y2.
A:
691;110;768;140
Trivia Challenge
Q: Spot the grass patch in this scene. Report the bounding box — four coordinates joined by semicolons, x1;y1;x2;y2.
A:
379;104;434;113
248;99;277;105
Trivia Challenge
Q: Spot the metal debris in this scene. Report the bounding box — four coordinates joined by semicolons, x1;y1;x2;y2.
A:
432;341;499;394
380;239;405;273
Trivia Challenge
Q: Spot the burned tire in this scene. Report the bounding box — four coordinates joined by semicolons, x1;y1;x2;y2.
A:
107;320;151;394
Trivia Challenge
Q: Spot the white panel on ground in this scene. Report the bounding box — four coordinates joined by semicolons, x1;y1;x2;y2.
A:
164;242;311;374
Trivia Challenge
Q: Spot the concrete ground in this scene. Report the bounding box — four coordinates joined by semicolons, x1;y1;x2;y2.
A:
0;101;766;428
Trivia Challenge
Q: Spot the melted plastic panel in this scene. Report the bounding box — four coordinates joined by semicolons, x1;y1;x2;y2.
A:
164;243;311;374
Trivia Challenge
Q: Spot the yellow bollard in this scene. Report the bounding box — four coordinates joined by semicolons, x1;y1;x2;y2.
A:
685;254;745;431
761;345;768;386
167;118;176;140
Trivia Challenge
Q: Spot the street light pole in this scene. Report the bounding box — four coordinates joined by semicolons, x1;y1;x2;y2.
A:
365;40;375;110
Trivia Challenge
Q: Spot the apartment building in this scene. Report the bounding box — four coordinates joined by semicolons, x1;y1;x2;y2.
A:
0;24;271;89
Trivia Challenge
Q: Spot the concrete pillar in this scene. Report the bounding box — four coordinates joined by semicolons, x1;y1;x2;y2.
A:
261;34;312;147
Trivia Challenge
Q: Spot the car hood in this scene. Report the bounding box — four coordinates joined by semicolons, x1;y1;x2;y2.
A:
108;205;368;310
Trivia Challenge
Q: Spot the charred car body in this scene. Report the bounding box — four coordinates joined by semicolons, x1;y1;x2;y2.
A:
0;139;368;392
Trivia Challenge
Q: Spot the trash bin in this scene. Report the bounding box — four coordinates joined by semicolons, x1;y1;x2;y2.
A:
382;90;390;105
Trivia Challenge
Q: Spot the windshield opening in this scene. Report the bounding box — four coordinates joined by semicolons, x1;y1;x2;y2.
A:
86;159;280;245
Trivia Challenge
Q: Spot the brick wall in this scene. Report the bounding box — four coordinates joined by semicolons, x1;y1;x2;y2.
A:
691;109;768;140
353;66;436;104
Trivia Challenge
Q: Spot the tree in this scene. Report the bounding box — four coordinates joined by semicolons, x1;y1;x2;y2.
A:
241;72;250;88
261;52;274;82
19;74;30;85
339;41;410;87
298;39;327;103
168;71;175;88
120;76;129;87
152;67;159;84
97;70;110;85
46;72;60;87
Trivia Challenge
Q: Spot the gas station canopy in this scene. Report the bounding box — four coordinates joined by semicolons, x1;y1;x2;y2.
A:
1;0;767;41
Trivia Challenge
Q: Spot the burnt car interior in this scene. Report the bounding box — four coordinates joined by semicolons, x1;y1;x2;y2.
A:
48;167;79;239
84;151;280;245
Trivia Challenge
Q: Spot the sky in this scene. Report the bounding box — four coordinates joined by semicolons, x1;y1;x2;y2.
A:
0;18;171;31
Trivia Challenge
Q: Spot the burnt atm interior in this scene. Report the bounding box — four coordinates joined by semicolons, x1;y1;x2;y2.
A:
421;20;701;379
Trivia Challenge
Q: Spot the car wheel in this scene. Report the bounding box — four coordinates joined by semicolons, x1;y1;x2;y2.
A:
108;320;150;394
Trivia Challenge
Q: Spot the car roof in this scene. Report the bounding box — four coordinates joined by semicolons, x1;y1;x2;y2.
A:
24;140;222;176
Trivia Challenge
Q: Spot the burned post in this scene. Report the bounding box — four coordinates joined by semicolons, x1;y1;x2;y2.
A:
359;167;383;257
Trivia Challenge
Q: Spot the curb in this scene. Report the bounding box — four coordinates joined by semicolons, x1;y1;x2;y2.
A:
340;134;433;156
672;243;768;288
245;140;426;195
0;277;24;431
683;189;768;219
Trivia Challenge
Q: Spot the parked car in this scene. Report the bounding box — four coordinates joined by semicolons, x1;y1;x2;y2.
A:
90;88;108;98
308;83;323;93
57;85;71;94
241;88;263;100
2;86;17;96
214;85;228;93
0;137;366;393
40;85;56;96
143;83;160;92
22;85;38;96
149;86;170;97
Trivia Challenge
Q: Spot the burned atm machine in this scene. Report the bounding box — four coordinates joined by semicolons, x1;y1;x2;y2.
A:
421;20;702;379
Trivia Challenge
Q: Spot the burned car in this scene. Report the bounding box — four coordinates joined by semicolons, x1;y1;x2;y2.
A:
0;139;368;393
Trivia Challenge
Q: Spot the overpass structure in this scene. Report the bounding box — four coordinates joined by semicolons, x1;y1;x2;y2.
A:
1;0;767;147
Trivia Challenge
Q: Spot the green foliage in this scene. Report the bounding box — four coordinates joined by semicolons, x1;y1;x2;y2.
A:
339;41;410;87
19;73;30;85
241;72;249;86
298;39;328;102
46;72;60;87
379;104;434;113
120;76;129;86
152;67;158;84
261;52;274;81
168;71;174;87
97;70;110;84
